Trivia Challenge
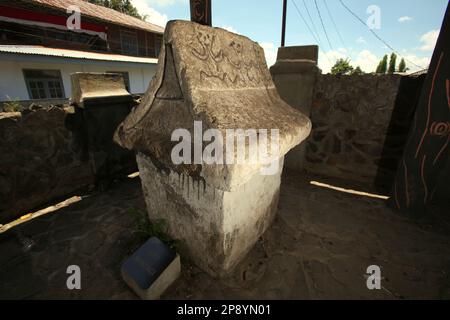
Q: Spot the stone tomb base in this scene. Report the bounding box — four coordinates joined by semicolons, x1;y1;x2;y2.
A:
136;153;283;277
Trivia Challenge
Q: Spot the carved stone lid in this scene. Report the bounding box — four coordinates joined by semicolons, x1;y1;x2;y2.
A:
71;73;131;107
115;20;311;191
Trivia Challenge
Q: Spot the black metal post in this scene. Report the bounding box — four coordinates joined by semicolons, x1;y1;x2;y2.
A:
281;0;287;47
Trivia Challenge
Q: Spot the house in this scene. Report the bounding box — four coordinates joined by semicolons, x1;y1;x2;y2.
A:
0;0;164;106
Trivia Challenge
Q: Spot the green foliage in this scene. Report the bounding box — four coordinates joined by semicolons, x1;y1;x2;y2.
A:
129;208;179;250
331;59;365;75
388;53;397;74
375;54;388;74
398;58;408;73
350;66;364;75
331;58;354;75
88;0;142;19
2;97;21;112
376;53;405;74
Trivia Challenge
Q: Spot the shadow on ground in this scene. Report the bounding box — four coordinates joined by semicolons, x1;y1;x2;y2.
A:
1;170;449;299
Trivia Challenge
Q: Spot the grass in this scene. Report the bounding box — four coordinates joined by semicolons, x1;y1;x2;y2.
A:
129;208;180;251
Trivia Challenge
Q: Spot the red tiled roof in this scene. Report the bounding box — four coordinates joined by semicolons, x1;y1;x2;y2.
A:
23;0;165;34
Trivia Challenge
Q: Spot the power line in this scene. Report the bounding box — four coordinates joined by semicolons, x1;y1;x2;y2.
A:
314;0;333;51
322;0;347;49
291;0;321;45
290;0;332;64
302;0;322;44
338;0;426;70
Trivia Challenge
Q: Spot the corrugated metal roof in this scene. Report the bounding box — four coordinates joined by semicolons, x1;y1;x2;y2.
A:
0;45;159;64
21;0;165;34
408;69;428;77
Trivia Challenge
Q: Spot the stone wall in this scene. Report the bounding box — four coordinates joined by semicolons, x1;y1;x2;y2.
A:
305;73;425;192
0;103;137;224
0;107;94;223
0;99;69;112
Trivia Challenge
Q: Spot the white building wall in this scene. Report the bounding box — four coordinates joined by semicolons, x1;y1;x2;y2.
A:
0;60;28;101
0;55;157;102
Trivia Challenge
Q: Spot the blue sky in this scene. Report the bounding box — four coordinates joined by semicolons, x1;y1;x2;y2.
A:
131;0;448;73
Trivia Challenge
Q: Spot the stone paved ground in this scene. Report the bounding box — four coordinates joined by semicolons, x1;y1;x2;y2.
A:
1;170;449;299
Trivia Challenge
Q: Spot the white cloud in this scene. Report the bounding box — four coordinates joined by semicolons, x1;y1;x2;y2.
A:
221;26;238;34
401;54;431;71
131;0;168;27
146;0;186;6
356;36;367;44
318;49;430;74
318;48;348;74
259;42;277;67
419;29;439;51
352;50;380;72
398;16;413;23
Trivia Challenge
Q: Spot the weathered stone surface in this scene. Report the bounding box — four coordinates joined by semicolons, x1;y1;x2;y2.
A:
115;20;311;191
0;107;94;223
114;21;311;276
275;45;318;62
270;45;319;172
71;73;131;107
305;74;425;192
0;73;139;223
69;73;138;181
137;153;282;276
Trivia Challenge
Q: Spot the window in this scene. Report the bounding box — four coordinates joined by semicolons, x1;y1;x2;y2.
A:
154;35;162;57
107;71;131;92
121;30;138;55
23;69;65;99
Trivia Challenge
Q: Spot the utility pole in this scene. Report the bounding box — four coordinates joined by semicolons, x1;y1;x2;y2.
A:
281;0;287;47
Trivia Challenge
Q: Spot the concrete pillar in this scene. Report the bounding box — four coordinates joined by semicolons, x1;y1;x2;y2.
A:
114;21;311;277
270;46;319;172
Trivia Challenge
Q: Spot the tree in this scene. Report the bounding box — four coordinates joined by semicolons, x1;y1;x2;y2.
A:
88;0;142;19
388;53;397;73
398;58;408;73
375;54;388;74
375;62;381;73
351;66;364;75
331;58;354;75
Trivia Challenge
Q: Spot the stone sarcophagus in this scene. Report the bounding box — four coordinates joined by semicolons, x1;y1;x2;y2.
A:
70;72;138;180
114;20;311;276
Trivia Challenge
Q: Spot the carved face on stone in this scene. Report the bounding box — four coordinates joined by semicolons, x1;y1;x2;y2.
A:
196;30;212;47
229;40;243;55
